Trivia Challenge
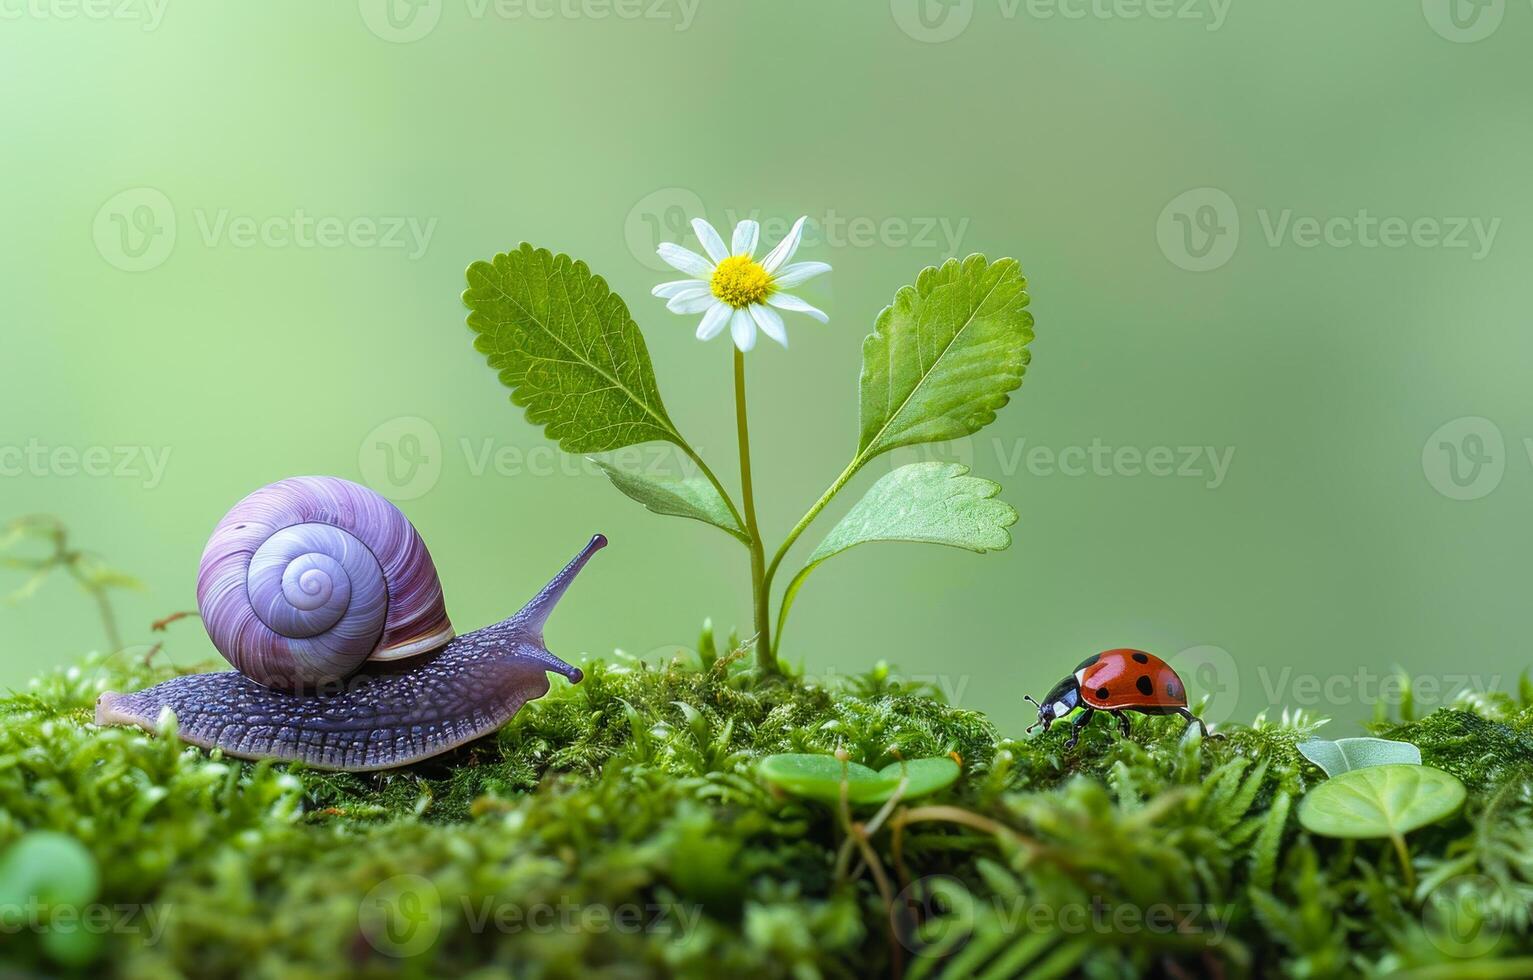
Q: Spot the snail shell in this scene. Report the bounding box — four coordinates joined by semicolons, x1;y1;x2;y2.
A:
95;476;602;771
196;476;454;691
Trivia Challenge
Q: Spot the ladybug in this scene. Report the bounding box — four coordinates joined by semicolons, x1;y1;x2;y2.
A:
1025;648;1218;749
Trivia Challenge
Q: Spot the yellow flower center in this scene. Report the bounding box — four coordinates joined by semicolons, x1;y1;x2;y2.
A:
710;255;772;308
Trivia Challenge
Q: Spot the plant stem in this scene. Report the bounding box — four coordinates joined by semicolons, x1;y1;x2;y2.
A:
762;457;863;654
1391;832;1417;892
733;349;773;670
91;588;123;652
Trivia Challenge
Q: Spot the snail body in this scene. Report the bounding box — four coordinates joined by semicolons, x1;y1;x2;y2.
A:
95;476;600;771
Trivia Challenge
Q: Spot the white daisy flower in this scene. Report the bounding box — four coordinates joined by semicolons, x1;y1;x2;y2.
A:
652;216;831;352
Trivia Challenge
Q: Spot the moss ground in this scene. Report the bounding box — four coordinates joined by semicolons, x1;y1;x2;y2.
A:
3;632;1533;979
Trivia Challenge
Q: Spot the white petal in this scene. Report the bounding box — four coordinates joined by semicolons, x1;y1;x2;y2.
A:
760;216;808;273
729;307;756;352
731;220;760;257
766;292;828;324
771;261;831;289
750;304;788;348
652;278;707;298
657;243;715;278
691;219;730;264
696;302;731;340
667;290;715;314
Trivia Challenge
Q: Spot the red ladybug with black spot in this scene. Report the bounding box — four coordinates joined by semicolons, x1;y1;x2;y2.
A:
1025;649;1219;749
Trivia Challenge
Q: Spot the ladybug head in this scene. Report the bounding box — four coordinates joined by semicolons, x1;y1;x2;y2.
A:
1024;675;1081;734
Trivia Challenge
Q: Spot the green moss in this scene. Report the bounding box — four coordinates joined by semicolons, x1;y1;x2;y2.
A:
3;647;1533;978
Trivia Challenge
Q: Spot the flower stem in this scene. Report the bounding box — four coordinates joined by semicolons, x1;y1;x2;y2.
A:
761;457;862;654
733;349;773;671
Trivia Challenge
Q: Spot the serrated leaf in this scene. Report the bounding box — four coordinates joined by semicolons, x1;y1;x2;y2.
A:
858;254;1033;461
1297;764;1465;840
1298;737;1422;778
464;244;683;454
777;463;1016;641
591;450;746;542
813;462;1016;561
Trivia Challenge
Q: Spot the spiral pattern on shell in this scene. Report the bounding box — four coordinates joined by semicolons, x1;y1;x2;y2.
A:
196;476;453;691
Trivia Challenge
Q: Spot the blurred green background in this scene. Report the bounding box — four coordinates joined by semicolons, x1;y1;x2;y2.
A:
2;0;1529;736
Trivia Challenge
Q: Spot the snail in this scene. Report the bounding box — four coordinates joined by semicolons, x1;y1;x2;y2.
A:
94;476;601;771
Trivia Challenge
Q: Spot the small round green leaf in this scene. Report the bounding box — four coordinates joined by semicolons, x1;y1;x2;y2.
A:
758;754;894;804
1298;764;1466;839
877;757;961;800
0;831;100;909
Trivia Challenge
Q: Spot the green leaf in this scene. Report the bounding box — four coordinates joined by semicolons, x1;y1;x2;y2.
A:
777;462;1016;643
758;753;961;805
759;753;891;804
591;451;747;543
1297;764;1465;840
464;244;684;454
1298;737;1421;778
877;756;961;799
0;831;99;909
858;254;1033;461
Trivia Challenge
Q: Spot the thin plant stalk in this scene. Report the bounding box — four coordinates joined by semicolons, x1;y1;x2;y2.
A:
733;349;773;669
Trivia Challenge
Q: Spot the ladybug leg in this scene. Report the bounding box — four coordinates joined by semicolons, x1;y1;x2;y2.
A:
1063;708;1095;750
1176;707;1222;740
1112;710;1131;738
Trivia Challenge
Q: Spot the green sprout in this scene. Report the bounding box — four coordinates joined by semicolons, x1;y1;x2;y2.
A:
0;515;143;652
463;235;1032;673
